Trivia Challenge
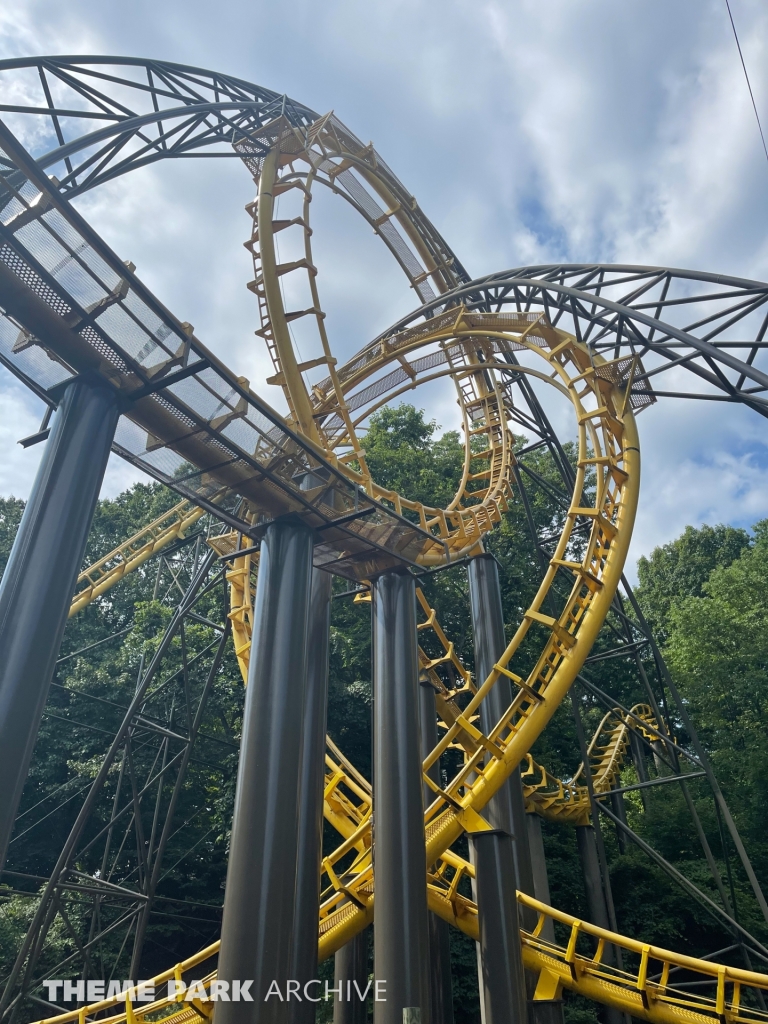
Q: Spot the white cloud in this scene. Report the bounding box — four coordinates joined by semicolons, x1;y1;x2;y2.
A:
1;0;768;572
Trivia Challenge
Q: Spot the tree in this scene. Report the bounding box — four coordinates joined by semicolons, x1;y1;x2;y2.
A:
663;522;768;887
635;524;750;640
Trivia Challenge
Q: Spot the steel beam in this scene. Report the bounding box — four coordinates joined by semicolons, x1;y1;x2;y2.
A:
0;377;119;872
290;567;333;1024
216;519;314;1024
372;570;430;1024
419;680;455;1024
333;929;369;1024
471;831;528;1024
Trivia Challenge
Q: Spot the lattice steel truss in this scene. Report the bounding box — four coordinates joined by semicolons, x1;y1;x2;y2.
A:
0;55;768;1024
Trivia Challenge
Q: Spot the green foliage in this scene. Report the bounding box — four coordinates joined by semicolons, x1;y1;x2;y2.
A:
635;523;750;640
4;407;768;1023
362;404;464;509
0;496;24;578
659;523;768;885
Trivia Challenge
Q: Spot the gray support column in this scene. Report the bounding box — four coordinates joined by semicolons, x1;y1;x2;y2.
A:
419;679;455;1024
468;555;536;1006
575;825;610;932
333;929;369;1024
290;568;333;1024
525;814;556;944
216;519;315;1024
471;831;528;1024
609;788;628;855
0;377;119;871
467;556;536;905
575;826;623;1024
372;570;430;1024
525;815;565;1024
629;730;650;812
467;556;514;836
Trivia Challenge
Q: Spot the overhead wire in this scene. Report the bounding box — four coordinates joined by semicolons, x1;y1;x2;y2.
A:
724;0;768;167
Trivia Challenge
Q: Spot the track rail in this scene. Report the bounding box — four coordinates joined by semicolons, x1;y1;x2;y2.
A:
2;55;767;1024
30;891;768;1024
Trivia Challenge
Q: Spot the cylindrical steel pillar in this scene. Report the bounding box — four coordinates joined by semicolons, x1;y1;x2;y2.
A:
526;814;556;944
468;555;536;1005
290;567;333;1024
333;928;369;1024
216;519;315;1024
372;570;430;1024
610;787;628;854
525;814;565;1024
468;555;514;835
471;831;528;1024
419;679;455;1024
576;825;624;1024
575;825;610;932
467;556;536;902
0;377;119;871
629;730;650;812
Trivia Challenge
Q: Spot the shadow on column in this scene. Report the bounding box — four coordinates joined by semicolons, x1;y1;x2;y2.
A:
334;927;369;1024
420;677;455;1024
0;377;119;872
216;518;314;1024
291;567;333;1024
372;570;430;1024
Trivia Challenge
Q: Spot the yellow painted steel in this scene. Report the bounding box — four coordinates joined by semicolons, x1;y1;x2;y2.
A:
313;324;641;954
522;703;660;825
40;125;768;1024
29;891;768;1024
68;500;205;617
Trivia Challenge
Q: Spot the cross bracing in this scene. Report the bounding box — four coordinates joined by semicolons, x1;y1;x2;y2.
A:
0;54;766;1024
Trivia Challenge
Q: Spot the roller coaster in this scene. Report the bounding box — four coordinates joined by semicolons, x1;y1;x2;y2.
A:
1;56;768;1024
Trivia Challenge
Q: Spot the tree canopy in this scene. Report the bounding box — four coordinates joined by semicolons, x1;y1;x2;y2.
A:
1;406;767;1024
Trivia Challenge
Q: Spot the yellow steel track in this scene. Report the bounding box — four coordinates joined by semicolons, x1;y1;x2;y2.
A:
37;118;768;1023
31;892;768;1024
69;500;204;617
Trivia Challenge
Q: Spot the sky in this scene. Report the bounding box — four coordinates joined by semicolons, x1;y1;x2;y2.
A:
1;0;768;577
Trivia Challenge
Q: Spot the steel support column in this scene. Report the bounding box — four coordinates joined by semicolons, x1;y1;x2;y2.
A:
629;730;650;812
372;570;430;1024
471;831;528;1024
467;555;536;901
216;519;315;1024
468;553;535;1010
526;813;565;1024
575;825;610;931
419;679;455;1024
333;929;369;1024
290;567;333;1024
0;377;119;872
575;825;624;1024
526;814;556;944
